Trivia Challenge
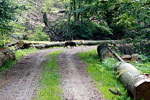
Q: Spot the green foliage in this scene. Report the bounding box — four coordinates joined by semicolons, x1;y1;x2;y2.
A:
0;0;27;46
0;0;17;31
67;21;95;39
14;48;38;60
36;50;63;100
42;0;52;12
11;22;26;39
0;34;10;47
78;49;132;100
58;0;150;41
132;55;150;74
1;0;149;49
0;0;17;46
31;25;49;41
0;60;16;71
65;21;112;40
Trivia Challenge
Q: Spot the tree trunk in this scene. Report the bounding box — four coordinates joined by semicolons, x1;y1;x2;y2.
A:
97;43;150;100
33;40;124;49
0;48;15;68
7;41;31;49
7;42;18;47
117;62;150;100
34;42;65;49
17;40;31;49
72;0;77;22
97;43;114;62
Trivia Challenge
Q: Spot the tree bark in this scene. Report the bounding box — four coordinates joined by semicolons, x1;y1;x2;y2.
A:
117;62;150;100
97;43;150;100
34;42;65;49
7;41;31;49
33;40;124;49
0;48;15;68
7;42;18;47
97;43;114;62
72;0;77;22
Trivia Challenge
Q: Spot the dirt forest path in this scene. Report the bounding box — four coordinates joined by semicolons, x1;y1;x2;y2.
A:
0;46;105;100
58;46;105;100
0;48;63;100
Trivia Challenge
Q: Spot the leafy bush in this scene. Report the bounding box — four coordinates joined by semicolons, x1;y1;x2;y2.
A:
30;25;49;41
66;21;113;40
0;34;10;47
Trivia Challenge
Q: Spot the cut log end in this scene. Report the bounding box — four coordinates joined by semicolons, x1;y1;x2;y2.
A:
97;43;150;100
135;79;150;100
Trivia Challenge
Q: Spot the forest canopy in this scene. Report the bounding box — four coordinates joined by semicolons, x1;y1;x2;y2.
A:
0;0;150;43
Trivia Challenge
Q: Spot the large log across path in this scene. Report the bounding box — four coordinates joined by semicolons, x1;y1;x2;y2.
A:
7;40;125;49
7;39;130;49
34;40;124;49
97;43;150;100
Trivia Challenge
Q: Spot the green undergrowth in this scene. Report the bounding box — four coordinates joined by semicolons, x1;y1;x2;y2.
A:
15;48;38;60
132;56;150;74
36;50;63;100
134;62;150;74
0;48;38;71
78;49;133;100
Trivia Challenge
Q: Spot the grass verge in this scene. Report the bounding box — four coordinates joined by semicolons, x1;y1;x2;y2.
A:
14;47;38;60
132;56;150;74
0;48;38;71
36;50;63;100
78;49;133;100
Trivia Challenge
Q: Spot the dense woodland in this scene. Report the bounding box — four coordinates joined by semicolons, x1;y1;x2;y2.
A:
1;0;150;100
0;0;150;54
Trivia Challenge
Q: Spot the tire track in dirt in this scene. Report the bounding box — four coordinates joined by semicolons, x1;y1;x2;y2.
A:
0;48;62;100
58;46;106;100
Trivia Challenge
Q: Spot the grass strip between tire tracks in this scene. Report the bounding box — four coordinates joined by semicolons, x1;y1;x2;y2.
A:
36;50;63;100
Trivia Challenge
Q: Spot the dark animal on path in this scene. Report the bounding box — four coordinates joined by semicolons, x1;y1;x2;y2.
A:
64;41;76;48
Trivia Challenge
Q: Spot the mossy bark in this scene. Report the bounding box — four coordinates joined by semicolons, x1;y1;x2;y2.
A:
0;49;15;68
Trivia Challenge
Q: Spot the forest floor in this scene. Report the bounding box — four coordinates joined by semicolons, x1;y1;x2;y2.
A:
0;46;105;100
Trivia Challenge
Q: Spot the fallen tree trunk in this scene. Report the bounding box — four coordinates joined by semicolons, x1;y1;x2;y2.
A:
34;42;65;49
76;40;124;45
7;40;127;49
16;40;32;49
97;43;150;100
97;43;114;62
34;40;124;49
117;62;150;100
7;41;32;49
0;48;16;68
7;42;18;47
